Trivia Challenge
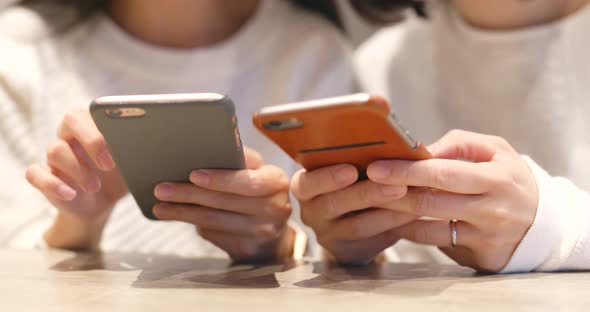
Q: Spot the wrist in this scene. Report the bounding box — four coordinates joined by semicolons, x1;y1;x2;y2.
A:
501;156;563;273
44;210;110;250
451;0;589;30
229;223;302;264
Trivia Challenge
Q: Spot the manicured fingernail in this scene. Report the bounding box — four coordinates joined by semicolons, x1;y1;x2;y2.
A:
154;183;173;199
380;185;405;197
57;184;77;201
153;204;172;219
86;176;101;193
190;170;210;186
97;150;115;170
335;166;357;184
368;161;392;181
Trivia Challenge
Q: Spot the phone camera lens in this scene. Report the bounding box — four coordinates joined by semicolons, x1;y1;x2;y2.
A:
264;120;284;129
106;108;123;118
105;107;146;118
263;118;303;131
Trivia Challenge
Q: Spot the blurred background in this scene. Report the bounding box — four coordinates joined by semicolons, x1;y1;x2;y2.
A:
0;0;383;45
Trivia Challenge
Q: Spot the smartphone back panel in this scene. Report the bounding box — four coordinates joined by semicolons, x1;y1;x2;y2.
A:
253;94;431;173
91;94;245;220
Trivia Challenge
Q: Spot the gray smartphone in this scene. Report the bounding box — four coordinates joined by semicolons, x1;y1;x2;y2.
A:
90;93;246;220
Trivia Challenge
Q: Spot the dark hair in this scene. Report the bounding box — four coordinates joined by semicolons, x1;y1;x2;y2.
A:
289;0;343;28
349;0;426;23
20;0;105;17
291;0;425;27
18;0;106;31
18;0;423;32
18;0;343;29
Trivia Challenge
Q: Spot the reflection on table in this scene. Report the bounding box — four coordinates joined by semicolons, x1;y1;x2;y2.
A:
2;249;589;312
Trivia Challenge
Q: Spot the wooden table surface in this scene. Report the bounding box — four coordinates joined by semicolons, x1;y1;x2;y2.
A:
1;249;588;312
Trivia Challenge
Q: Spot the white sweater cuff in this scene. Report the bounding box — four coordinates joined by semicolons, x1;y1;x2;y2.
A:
501;156;562;273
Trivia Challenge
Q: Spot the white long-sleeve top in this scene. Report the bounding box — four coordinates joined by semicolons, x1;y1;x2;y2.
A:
0;0;355;256
356;3;590;272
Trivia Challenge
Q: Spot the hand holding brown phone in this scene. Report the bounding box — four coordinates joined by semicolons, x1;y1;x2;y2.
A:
253;93;431;175
254;94;430;264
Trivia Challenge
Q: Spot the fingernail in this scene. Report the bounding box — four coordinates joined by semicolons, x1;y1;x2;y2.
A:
153;204;172;219
57;184;77;201
97;150;115;170
368;161;392;181
154;183;173;199
190;170;210;186
380;185;405;197
86;176;101;193
335;166;357;185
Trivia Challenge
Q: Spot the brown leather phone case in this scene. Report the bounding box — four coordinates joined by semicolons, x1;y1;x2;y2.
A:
253;94;431;175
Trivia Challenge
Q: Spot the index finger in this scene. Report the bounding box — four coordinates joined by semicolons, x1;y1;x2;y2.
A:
189;165;289;197
367;159;496;194
58;108;114;171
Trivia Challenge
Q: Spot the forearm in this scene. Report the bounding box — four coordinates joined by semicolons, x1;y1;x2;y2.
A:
451;0;589;30
43;211;109;250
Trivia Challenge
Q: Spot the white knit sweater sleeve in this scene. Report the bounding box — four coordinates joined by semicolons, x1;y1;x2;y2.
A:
356;2;590;270
501;157;590;273
432;5;590;272
0;37;53;248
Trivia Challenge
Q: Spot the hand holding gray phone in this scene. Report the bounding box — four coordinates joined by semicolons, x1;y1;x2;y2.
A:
90;93;246;220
